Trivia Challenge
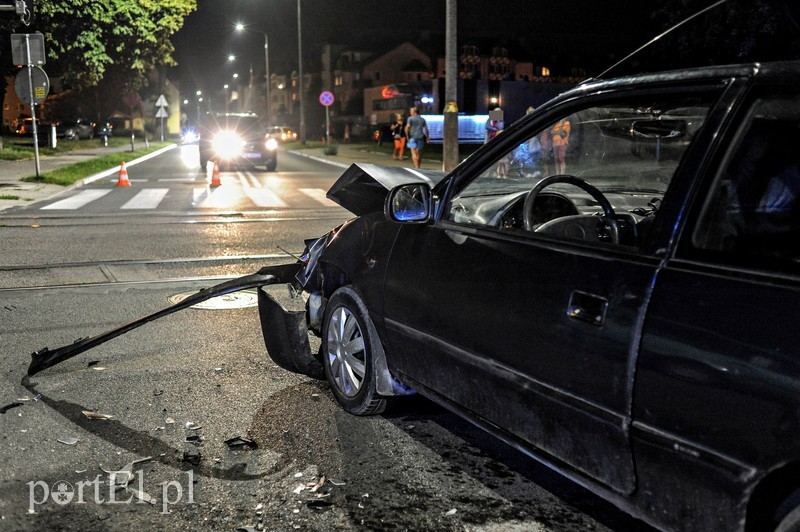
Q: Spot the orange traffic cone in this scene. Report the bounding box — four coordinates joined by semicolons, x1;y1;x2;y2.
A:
210;161;222;187
116;161;131;187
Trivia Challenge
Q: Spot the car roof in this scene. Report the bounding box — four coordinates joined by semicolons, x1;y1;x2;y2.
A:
533;60;800;118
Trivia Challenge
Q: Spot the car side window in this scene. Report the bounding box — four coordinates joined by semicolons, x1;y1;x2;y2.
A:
691;95;800;267
446;95;715;249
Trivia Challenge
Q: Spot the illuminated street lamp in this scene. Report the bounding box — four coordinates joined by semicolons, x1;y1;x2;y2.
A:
235;1;303;139
235;22;271;124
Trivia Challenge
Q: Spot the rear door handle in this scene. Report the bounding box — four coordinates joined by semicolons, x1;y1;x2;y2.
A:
567;290;608;326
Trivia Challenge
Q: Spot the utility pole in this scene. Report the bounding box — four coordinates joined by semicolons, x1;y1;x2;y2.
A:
443;0;459;172
297;0;306;144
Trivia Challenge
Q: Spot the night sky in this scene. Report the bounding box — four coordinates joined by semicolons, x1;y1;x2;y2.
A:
171;0;658;96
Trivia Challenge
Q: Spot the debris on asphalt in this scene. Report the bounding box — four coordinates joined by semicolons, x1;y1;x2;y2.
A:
185;421;202;430
17;395;31;402
153;389;164;396
128;488;156;505
101;456;153;488
33;394;42;402
183;449;201;465
214;367;223;374
87;360;100;367
82;410;113;420
224;435;258;449
306;499;333;511
165;417;175;424
445;508;458;516
57;437;79;445
293;475;335;501
185;434;203;445
0;402;23;414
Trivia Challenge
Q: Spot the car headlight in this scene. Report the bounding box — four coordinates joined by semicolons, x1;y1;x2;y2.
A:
265;137;279;151
213;131;244;158
182;130;199;144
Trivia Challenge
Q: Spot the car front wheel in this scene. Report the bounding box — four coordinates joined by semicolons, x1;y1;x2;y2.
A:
322;286;390;415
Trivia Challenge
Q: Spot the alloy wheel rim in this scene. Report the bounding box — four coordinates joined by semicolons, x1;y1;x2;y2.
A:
326;306;366;397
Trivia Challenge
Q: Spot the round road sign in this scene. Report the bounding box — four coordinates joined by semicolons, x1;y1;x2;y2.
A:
15;66;50;105
319;91;335;107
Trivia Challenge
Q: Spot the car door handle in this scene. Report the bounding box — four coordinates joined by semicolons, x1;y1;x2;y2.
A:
567;290;608;326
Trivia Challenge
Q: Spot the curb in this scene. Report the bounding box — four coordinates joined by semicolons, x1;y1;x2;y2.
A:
80;144;178;186
286;149;350;169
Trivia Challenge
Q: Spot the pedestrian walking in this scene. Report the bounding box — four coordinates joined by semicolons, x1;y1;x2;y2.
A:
404;107;428;168
391;114;406;160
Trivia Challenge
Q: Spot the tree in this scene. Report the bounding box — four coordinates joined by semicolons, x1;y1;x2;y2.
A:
1;0;196;114
648;0;800;69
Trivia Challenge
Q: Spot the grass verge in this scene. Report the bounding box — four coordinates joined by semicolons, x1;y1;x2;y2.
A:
21;142;172;186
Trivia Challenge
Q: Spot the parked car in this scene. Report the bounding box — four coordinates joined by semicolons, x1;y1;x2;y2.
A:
256;61;800;532
266;125;297;142
14;117;40;136
198;112;278;171
94;121;113;138
56;119;95;140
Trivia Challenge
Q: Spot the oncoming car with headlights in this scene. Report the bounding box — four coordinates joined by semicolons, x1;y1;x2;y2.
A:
198;112;278;171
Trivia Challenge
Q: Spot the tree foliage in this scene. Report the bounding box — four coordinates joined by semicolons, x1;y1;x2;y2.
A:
1;0;196;108
648;0;800;68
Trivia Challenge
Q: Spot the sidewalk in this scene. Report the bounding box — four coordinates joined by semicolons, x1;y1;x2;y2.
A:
286;142;444;172
0;141;444;212
0;142;151;211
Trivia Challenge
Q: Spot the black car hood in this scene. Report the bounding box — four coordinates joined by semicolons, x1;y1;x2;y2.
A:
326;163;446;216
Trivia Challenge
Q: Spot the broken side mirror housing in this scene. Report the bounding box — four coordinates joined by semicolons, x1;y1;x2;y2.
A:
385;183;432;223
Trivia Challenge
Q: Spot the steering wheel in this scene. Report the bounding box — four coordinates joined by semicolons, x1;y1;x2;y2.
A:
522;174;620;244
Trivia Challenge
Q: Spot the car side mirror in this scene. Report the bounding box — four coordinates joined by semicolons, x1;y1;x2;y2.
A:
385;183;432;223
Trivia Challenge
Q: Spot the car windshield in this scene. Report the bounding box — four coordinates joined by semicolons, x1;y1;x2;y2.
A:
447;93;716;233
462;98;711;198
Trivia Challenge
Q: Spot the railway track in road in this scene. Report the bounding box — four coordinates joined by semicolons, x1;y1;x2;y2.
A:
0;253;301;291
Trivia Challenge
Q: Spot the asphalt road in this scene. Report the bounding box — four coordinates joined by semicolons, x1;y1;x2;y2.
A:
0;147;654;531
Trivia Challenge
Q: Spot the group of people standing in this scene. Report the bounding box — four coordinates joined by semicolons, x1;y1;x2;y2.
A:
389;106;429;169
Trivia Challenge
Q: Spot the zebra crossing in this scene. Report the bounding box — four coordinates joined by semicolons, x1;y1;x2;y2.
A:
38;171;340;212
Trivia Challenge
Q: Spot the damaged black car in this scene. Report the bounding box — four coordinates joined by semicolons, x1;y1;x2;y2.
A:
256;61;800;531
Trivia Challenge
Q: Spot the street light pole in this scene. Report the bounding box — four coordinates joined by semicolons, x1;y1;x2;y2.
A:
264;33;271;124
297;0;306;144
443;0;459;172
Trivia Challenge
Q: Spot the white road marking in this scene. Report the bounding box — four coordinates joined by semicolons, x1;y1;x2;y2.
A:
298;188;336;206
121;188;169;209
41;189;112;210
244;187;288;208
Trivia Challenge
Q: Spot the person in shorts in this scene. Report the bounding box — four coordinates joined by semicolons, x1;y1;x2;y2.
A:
404;106;429;168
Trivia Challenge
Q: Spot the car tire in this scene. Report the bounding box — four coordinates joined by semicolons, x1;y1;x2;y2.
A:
266;161;277;172
322;286;391;416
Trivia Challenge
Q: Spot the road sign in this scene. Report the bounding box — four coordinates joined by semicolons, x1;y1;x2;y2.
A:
319;91;334;107
15;65;49;104
10;33;45;65
155;107;169;118
155;94;168;107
